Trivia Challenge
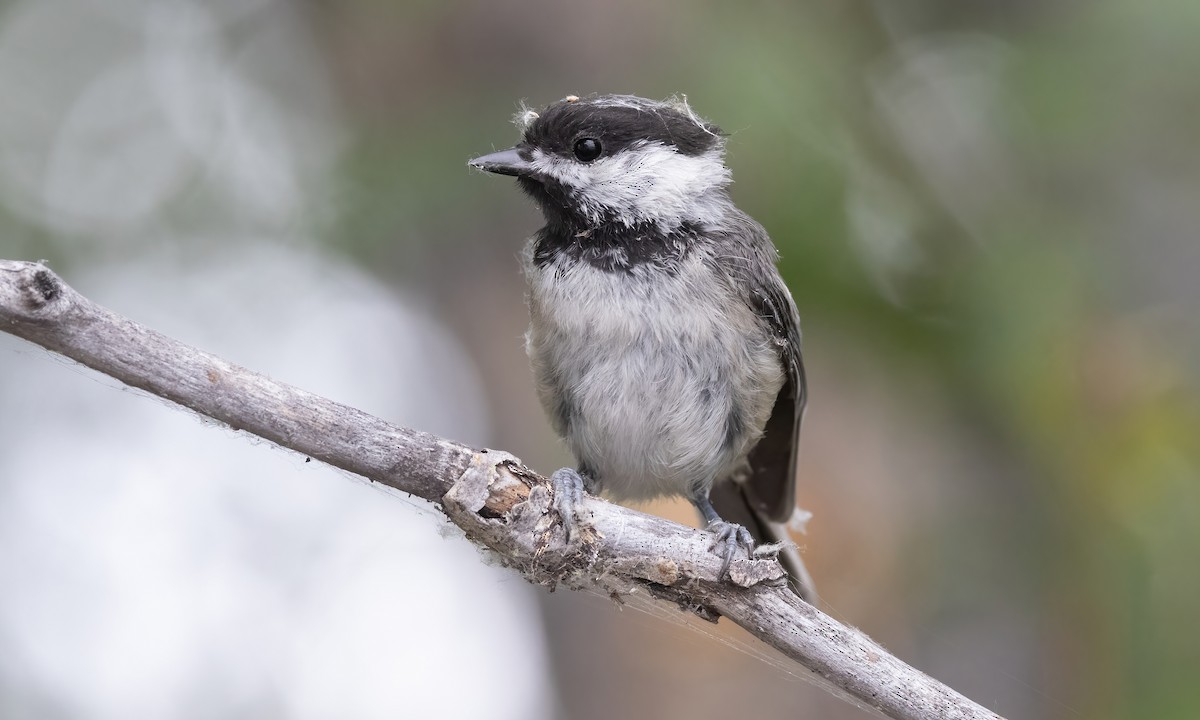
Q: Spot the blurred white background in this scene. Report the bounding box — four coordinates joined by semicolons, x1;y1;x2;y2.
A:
0;1;552;717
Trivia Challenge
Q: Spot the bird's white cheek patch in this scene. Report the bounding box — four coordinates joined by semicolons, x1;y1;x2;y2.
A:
529;149;591;193
529;143;731;229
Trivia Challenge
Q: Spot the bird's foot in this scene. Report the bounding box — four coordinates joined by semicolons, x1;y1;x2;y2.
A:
550;467;588;544
707;520;756;580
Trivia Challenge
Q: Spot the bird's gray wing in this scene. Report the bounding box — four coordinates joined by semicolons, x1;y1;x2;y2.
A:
705;224;806;520
706;222;814;602
742;270;806;523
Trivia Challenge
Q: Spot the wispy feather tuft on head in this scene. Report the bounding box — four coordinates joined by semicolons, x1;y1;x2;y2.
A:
512;100;540;131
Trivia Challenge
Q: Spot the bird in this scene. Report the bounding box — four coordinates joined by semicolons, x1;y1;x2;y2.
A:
469;93;815;602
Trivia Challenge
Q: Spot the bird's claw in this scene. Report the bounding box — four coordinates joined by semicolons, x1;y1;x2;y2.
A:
707;520;755;580
550;467;587;543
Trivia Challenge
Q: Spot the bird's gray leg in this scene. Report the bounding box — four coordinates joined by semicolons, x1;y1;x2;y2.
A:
690;494;755;580
550;467;596;543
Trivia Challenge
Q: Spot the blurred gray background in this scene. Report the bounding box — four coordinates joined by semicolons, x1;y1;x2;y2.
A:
1;1;1198;718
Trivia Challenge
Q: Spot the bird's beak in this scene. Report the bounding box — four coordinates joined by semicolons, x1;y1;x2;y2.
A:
468;147;534;177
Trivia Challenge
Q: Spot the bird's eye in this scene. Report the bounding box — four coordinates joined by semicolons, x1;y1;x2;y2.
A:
573;138;602;162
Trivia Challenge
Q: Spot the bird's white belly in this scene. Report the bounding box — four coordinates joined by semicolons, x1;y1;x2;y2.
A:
525;252;784;502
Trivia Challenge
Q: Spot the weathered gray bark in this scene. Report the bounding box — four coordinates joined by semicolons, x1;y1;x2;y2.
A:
0;259;1003;720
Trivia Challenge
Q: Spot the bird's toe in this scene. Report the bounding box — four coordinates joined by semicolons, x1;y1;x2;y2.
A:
550;467;587;543
707;520;756;580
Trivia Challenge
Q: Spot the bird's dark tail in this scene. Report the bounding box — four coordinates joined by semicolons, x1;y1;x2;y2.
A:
709;481;817;604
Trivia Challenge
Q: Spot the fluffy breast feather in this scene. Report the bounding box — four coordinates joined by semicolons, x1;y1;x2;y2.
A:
523;245;784;501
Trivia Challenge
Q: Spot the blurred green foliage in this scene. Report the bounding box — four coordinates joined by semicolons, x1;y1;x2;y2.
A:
325;1;1199;717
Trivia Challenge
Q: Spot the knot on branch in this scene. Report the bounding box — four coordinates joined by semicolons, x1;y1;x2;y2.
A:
30;268;61;305
0;261;68;320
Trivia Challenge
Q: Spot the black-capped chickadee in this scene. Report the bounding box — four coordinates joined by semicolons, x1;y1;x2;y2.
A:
470;94;815;602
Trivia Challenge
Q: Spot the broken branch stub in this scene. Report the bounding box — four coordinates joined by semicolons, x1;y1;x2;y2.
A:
442;451;788;599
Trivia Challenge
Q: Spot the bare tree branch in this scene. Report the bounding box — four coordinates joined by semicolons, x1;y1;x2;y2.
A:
0;259;1003;720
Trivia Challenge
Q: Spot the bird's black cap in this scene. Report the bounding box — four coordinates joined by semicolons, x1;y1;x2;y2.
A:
521;94;724;158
